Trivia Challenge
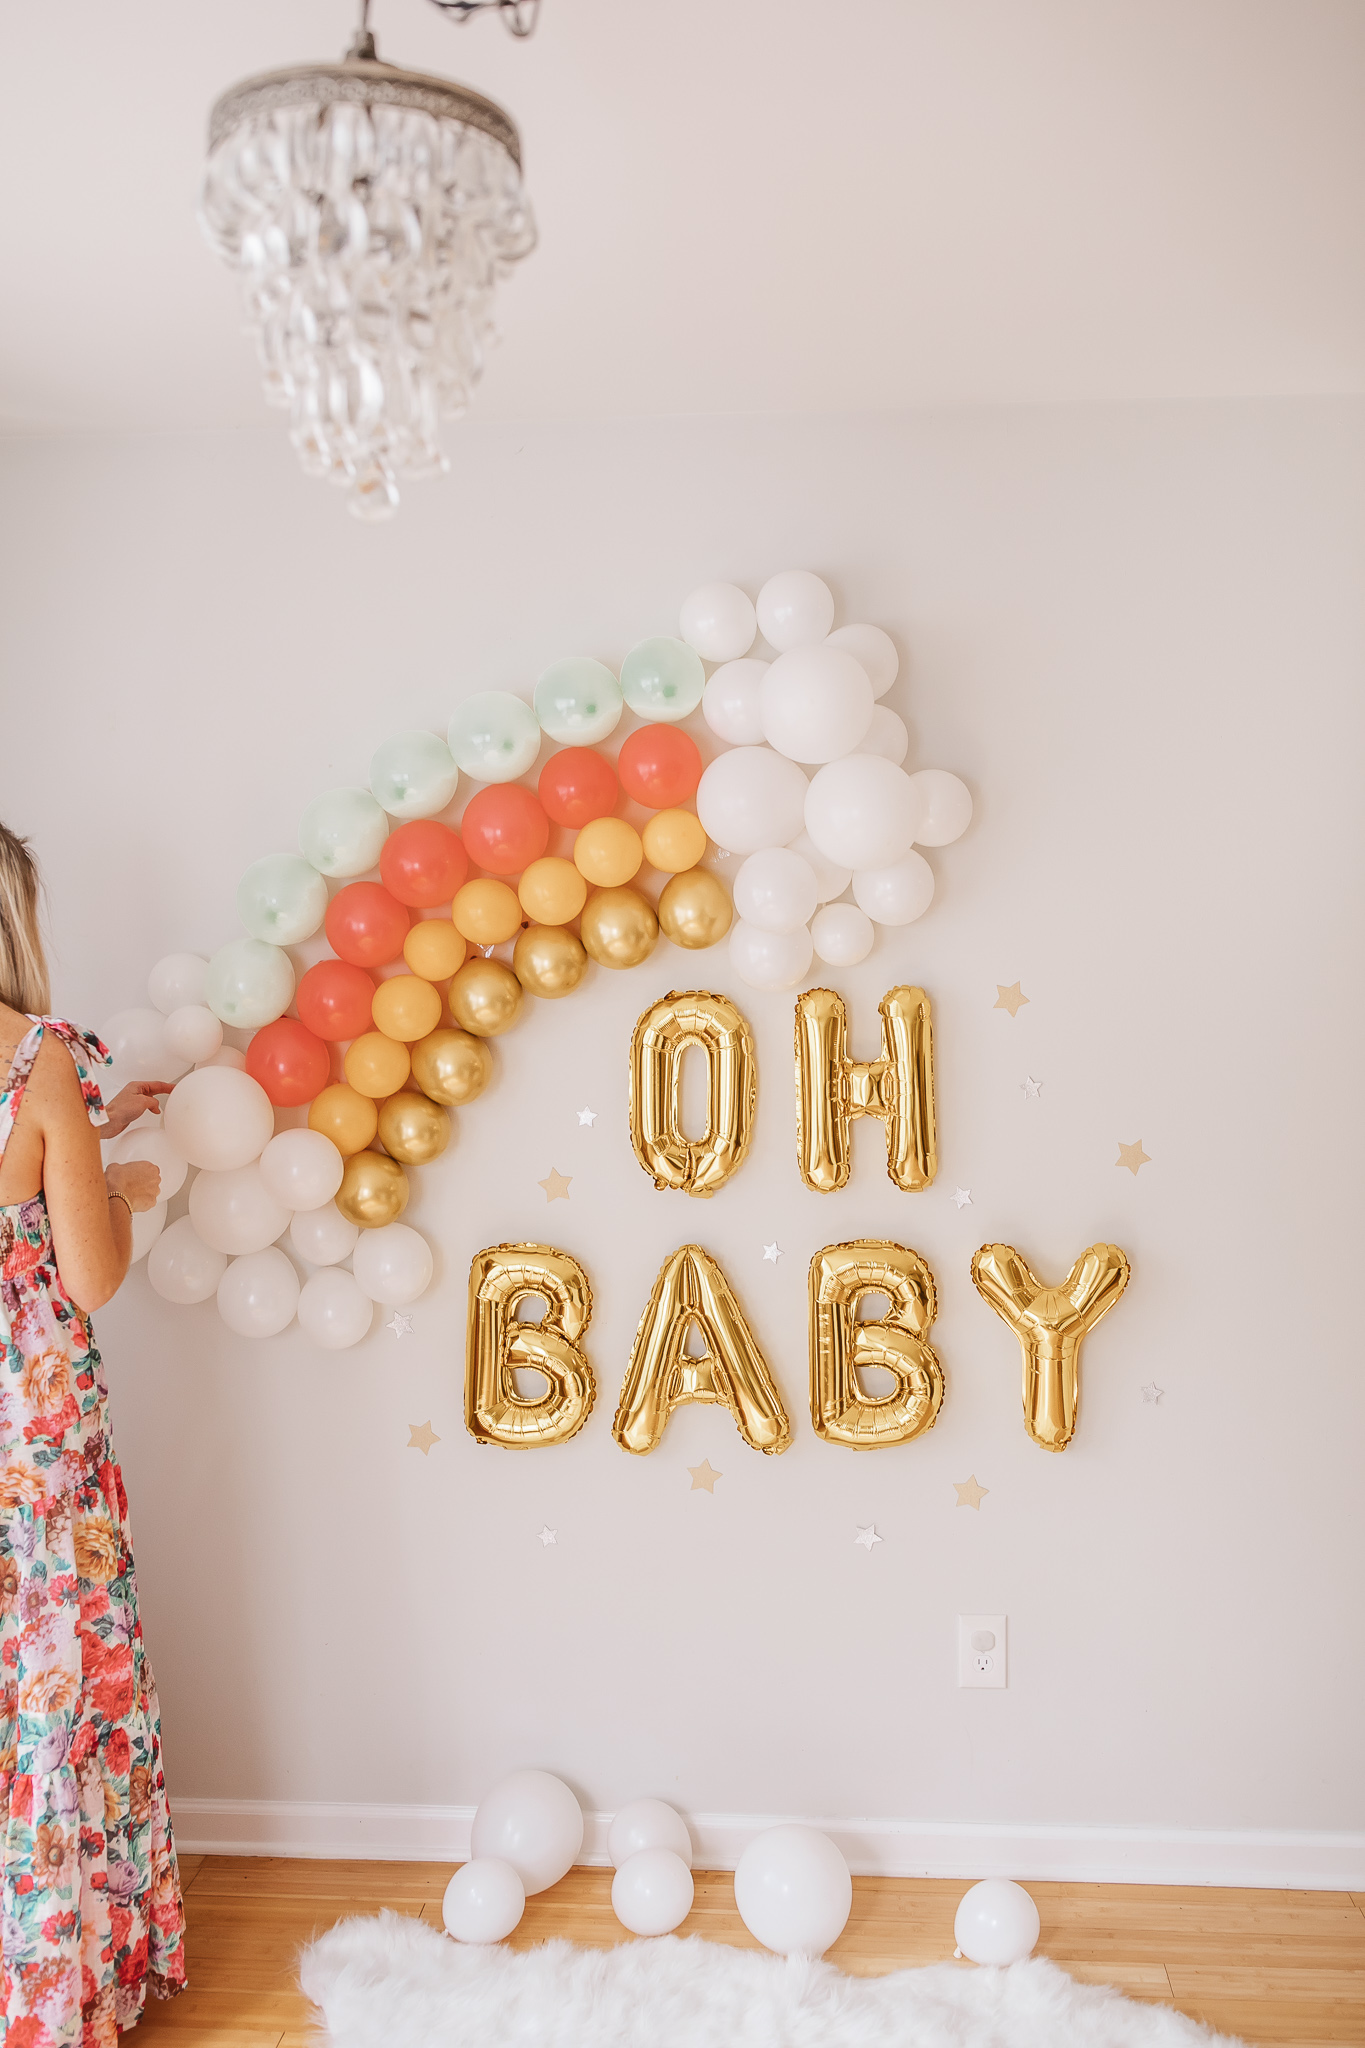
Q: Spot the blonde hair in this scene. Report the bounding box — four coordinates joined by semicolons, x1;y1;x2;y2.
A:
0;824;51;1016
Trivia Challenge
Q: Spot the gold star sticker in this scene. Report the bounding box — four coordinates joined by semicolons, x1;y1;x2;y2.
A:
538;1167;572;1202
953;1474;988;1510
407;1421;440;1455
688;1459;722;1493
994;982;1029;1018
1117;1140;1151;1176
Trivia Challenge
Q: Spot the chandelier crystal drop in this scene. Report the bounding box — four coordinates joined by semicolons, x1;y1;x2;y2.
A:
199;34;535;521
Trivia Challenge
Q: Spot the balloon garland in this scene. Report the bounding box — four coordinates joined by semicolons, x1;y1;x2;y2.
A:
98;569;973;1348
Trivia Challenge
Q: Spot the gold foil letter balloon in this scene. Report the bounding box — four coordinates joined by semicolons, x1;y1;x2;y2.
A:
629;992;756;1198
465;1244;595;1448
971;1242;1131;1451
809;1241;944;1448
795;986;937;1194
613;1244;791;1456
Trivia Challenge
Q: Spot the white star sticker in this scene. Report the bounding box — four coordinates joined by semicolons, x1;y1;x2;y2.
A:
854;1525;883;1551
952;1188;973;1209
576;1107;597;1126
538;1526;558;1547
1020;1075;1043;1100
762;1243;783;1264
1141;1382;1163;1404
387;1312;413;1340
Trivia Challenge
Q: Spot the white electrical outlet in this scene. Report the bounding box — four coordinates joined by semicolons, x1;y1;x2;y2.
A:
958;1614;1007;1688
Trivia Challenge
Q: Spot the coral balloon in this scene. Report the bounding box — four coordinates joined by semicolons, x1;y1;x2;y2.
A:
296;960;377;1041
513;925;588;999
460;785;549;876
371;974;443;1043
244;1018;330;1107
642;809;706;874
411;1028;492;1106
579;887;658;969
325;882;410;968
403;920;466;981
657;870;733;949
538;747;619;829
518;857;587;926
308;1084;379;1157
574;817;643;888
449;958;523;1036
452;879;523;946
380;820;468;907
377;1091;451;1164
336;1151;409;1229
344;1032;412;1099
616;725;703;809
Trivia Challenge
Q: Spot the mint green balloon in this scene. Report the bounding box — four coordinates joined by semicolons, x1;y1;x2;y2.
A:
370;731;459;820
534;658;623;745
205;938;295;1029
620;637;706;722
237;855;327;946
299;787;389;878
447;692;541;783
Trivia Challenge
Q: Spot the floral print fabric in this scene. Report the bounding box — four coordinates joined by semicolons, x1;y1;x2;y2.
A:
1;1019;186;2044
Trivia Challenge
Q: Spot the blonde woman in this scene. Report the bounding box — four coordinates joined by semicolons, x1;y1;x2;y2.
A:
0;823;186;2040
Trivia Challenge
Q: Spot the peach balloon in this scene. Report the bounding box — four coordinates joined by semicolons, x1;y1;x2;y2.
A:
308;1084;379;1157
642;809;707;874
371;974;443;1044
344;1031;412;1099
453;879;523;946
403;920;466;981
574;817;643;887
518;857;588;926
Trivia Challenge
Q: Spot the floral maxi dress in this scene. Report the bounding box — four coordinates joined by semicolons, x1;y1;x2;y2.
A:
0;1019;186;2044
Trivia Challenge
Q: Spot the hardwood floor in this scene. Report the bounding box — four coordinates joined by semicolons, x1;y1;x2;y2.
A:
134;1855;1365;2046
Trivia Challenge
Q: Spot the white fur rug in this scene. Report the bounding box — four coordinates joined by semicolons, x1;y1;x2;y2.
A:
300;1911;1243;2047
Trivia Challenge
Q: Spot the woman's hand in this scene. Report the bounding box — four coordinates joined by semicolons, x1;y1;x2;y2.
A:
105;1160;162;1214
101;1082;175;1142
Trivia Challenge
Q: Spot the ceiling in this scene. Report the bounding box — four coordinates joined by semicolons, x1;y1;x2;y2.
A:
2;0;1362;433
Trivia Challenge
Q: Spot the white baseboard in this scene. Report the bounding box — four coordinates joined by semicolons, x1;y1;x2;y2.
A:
172;1798;1365;1891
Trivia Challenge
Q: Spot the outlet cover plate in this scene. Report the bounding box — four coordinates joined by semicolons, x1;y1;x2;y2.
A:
958;1613;1007;1688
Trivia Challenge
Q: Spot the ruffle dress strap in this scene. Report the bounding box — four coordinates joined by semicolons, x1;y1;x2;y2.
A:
26;1014;112;1129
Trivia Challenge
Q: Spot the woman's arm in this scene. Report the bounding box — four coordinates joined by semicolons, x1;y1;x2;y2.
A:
34;1036;160;1312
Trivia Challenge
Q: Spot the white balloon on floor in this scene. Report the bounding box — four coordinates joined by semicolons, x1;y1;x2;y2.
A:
701;659;768;746
147;1218;227;1304
611;1849;694;1936
259;1128;344;1212
147;952;209;1015
129;1201;166;1264
907;768;973;846
297;1268;373;1350
732;848;819;935
289;1202;360;1268
163;1004;223;1065
696;747;809;856
470;1772;584;1896
164;1067;274;1172
729;919;813;992
607;1799;693;1870
811;903;875;966
351;1222;433;1305
756;570;834;651
442;1859;526;1944
759;645;874;764
852;850;936;927
825;622;899;699
804;754;923;871
216;1248;299;1337
953;1879;1040;1965
680;581;757;663
734;1825;852;1958
189;1164;291;1257
105;1124;189;1201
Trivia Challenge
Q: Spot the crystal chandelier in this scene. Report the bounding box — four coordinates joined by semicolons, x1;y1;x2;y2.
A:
199;1;538;521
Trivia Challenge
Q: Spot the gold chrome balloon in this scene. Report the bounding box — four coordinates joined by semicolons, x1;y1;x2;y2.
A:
336;1149;410;1228
613;1244;790;1456
513;923;589;1000
377;1089;451;1165
411;1026;492;1107
794;985;936;1194
657;869;732;949
579;886;658;969
809;1240;944;1448
971;1242;1131;1451
629;991;755;1197
466;1243;595;1448
449;956;523;1036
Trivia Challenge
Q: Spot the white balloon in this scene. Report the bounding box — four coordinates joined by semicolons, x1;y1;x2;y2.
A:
447;692;542;784
734;1826;852;1958
729;919;814;992
163;1067;275;1172
695;748;808;856
148;953;208;1015
787;831;852;905
470;1771;584;1896
164;1005;223;1064
611;1850;694;1937
298;786;389;878
826;623;899;700
204;938;295;1030
803;755;923;872
216;1248;299;1338
679;581;756;662
759;646;873;765
129;1201;166;1264
853;851;935;927
859;705;909;765
198;1046;247;1071
148;1218;226;1304
442;1859;525;1944
607;1799;693;1870
259;1128;344;1212
189;1163;292;1256
953;1879;1040;1966
908;768;973;846
289;1202;360;1268
99;1008;192;1085
811;904;875;966
297;1268;373;1350
732;848;819;935
104;1123;189;1200
756;570;834;652
701;658;768;746
351;1222;433;1305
